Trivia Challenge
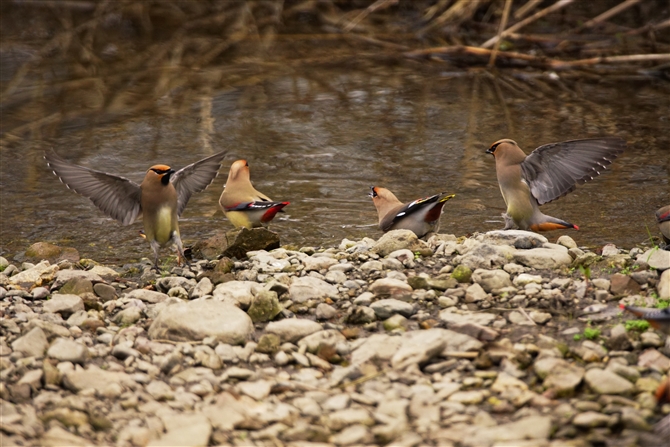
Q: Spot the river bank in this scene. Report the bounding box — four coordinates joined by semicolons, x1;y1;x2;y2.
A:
1;229;669;447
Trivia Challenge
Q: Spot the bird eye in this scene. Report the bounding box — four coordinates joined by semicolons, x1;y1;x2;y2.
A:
490;143;500;152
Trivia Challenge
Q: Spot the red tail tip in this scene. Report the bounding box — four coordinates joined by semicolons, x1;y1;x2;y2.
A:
573;224;579;230
619;304;626;309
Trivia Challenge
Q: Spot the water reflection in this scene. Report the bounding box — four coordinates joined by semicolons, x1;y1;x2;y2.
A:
1;41;668;262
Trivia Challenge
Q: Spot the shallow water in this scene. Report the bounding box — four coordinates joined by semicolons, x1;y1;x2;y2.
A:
1;40;669;264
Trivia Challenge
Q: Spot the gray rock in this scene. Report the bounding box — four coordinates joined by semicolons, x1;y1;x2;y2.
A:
350;334;403;365
125;288;168;304
370;299;415;319
114;306;143;325
52;269;103;288
513;273;543;287
658;269;669;298
572;411;612;428
157;276;197;294
465;283;487;302
265;319;323;343
43;294;84;318
148;300;253;344
9;261;58;287
298;329;347;353
535;357;584;396
62;365;134;393
439;310;496;326
11;327;48;358
40;426;90;447
513;246;572;269
190;277;213;299
638;248;670;271
325;270;347;284
289;276;339;303
316;303;338;320
584;368;635;395
369;278;412;297
303;256;338;272
478;230;548;247
47;338;89;364
31;287;49;300
467;415;551;447
391;328;448;369
371;230;430;257
212;280;258;308
607;324;632;351
346;306;377;324
93;283;116;301
148;413;212;447
557;235;578;249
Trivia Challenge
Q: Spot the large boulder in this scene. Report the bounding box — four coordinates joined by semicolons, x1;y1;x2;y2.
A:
24;242;80;264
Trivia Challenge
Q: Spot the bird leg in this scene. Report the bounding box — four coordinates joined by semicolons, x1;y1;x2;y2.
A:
172;232;191;269
502;212;517;230
150;240;162;272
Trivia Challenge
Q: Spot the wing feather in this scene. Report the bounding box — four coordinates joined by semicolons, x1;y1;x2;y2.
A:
521;138;625;205
172;150;228;216
44;150;142;225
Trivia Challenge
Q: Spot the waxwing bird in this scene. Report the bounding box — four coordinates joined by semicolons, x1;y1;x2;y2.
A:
620;304;670;335
486;138;625;232
219;160;289;229
369;186;455;238
45;149;227;269
654;379;670;439
656;205;670;248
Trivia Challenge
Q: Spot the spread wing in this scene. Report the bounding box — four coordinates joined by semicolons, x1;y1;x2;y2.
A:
172;150;228;216
521;138;625;205
45;150;142;225
379;193;444;232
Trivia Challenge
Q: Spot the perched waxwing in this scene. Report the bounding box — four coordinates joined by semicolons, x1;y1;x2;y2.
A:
620;304;670;335
218;160;289;229
656;205;670;247
45;149;227;269
369;186;455;238
486;138;625;231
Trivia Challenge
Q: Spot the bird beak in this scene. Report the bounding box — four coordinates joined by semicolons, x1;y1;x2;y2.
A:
368;186;377;198
486;147;494;155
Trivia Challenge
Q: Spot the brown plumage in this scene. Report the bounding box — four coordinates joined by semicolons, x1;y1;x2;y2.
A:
369;186;455;238
486;138;625;232
45;150;227;269
218;160;289;229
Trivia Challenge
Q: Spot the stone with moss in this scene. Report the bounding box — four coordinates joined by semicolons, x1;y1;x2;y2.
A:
247;290;282;323
451;265;472;283
256;333;281;354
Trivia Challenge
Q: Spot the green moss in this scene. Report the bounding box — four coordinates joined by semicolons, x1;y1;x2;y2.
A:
625;320;651;332
583;327;601;340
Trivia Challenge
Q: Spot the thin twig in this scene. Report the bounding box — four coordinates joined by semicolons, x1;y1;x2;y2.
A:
481;0;575;49
577;0;643;32
514;0;543;20
342;0;398;33
488;0;513;68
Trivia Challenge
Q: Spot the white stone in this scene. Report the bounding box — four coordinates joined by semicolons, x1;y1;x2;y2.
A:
148;300;253;344
265;319;323;343
288;276;339;303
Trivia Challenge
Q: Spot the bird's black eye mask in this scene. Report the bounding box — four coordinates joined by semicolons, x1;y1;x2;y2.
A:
151;168;174;185
486;142;501;155
369;186;378;198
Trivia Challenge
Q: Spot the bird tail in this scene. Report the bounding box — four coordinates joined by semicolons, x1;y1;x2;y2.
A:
261;202;290;223
530;215;578;232
424;194;455;222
